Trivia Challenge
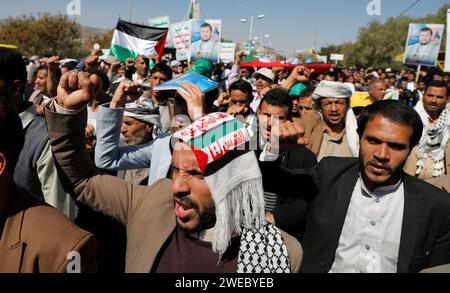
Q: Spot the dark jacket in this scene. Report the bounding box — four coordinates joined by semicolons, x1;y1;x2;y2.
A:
279;157;450;273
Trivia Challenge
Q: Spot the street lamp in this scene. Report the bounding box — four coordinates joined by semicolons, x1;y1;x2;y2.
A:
261;34;270;55
240;14;265;44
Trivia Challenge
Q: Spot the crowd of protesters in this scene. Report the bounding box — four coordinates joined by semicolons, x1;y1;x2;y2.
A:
1;45;450;273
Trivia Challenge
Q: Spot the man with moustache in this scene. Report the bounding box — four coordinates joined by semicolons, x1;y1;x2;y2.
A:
43;70;303;273
301;80;359;160
404;81;450;180
269;100;450;273
120;101;160;185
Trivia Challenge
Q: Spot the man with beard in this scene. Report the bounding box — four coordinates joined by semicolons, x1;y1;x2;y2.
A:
121;101;160;185
269;100;450;273
404;80;450;180
405;27;441;66
190;22;220;62
302;80;359;161
249;68;274;113
44;71;303;273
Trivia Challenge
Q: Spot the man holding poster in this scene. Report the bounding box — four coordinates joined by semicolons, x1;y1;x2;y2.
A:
404;24;444;67
190;20;221;63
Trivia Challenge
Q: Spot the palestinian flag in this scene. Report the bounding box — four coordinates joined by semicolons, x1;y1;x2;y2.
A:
110;19;168;62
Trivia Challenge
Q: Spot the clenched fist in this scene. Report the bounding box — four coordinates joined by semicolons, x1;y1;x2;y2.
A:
56;70;103;110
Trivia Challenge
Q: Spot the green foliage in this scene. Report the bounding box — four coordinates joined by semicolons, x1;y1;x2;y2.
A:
84;30;114;51
0;13;87;58
320;4;449;69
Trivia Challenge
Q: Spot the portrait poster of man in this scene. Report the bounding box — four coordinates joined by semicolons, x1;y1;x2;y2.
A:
404;23;444;67
189;19;221;63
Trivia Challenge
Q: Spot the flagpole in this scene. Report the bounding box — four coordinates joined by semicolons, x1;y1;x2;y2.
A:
186;0;193;20
128;0;133;22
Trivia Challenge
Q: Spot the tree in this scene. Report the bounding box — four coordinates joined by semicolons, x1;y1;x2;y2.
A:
0;13;85;58
320;4;450;69
83;30;114;51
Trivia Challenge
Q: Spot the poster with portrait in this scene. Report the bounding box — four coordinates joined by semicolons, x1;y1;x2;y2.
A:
189;19;221;63
171;21;191;61
404;23;444;67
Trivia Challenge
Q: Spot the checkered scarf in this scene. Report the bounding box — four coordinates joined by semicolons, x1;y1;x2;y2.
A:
173;113;291;272
416;104;450;178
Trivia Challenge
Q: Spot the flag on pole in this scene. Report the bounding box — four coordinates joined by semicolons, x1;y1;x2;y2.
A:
110;19;168;62
189;0;201;20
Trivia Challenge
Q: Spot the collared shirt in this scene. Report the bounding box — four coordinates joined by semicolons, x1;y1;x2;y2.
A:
132;72;147;85
330;176;404;273
190;39;220;61
317;122;353;161
250;93;262;113
405;42;440;65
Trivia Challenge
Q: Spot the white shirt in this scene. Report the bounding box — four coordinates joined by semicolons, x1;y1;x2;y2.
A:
330;176;404;273
250;93;262;113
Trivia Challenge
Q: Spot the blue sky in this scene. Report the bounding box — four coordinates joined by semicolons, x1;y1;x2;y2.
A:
1;0;448;55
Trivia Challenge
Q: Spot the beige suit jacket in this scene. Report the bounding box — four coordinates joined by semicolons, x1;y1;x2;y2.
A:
0;186;97;273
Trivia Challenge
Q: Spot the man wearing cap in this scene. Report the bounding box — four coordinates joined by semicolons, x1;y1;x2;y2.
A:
100;55;121;82
250;68;274;113
43;71;303;272
289;84;313;118
186;59;214;76
301;80;359;161
100;55;117;75
170;60;183;78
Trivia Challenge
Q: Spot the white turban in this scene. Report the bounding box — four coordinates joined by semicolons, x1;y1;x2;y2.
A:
312;80;353;100
313;80;359;157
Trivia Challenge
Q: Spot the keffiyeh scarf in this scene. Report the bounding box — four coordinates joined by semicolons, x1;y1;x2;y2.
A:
416;104;450;178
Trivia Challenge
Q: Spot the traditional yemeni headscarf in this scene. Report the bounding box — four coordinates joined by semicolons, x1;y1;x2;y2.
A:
124;98;161;136
312;81;359;157
172;112;265;258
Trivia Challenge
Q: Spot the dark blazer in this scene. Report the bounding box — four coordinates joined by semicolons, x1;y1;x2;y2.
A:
279;157;450;273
